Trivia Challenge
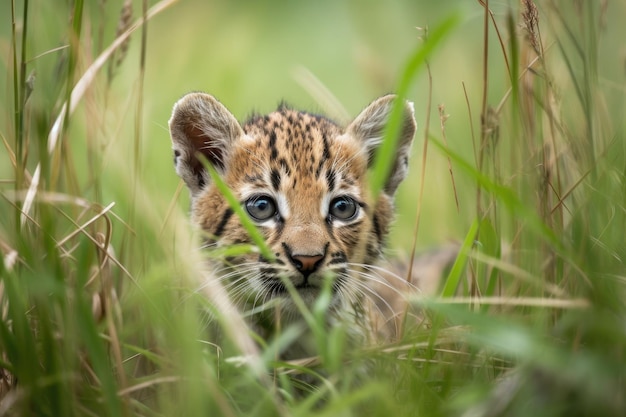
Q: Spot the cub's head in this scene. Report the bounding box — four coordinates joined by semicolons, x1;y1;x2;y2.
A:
169;93;415;313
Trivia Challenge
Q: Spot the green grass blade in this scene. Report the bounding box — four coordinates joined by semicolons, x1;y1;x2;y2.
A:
440;219;478;297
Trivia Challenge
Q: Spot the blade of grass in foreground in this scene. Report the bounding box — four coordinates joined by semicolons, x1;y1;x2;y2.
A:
370;13;460;198
440;219;478;297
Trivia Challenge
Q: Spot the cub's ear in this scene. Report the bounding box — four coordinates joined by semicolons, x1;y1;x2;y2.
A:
346;94;416;196
168;93;243;196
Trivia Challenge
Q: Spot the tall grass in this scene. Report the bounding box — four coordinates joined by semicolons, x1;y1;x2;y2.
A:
1;0;625;416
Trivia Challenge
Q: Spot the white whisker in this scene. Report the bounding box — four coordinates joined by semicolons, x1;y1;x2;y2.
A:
340;271;396;318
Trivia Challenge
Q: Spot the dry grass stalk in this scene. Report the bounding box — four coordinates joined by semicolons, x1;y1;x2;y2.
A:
109;0;133;80
292;66;350;124
406;60;433;285
438;103;459;213
521;0;541;57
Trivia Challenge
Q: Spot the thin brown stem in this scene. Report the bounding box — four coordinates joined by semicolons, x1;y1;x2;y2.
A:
406;62;434;285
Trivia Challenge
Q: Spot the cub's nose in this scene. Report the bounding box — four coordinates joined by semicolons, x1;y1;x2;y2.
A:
290;254;324;276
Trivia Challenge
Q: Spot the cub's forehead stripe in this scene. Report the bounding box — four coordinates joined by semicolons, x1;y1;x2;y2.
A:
270;169;281;191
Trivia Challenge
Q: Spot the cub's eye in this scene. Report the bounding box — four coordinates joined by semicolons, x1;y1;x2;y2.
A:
245;195;277;221
329;197;358;221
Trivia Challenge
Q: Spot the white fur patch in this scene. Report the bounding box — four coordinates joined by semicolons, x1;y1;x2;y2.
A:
240;134;255;144
320;193;331;218
276;193;290;219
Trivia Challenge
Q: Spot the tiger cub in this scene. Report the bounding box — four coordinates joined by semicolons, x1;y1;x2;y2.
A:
169;93;417;356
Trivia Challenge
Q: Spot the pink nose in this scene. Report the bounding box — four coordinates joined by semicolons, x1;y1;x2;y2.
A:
291;254;324;273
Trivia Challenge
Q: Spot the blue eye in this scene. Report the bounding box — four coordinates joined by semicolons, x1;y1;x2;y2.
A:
245;195;277;221
329;197;358;221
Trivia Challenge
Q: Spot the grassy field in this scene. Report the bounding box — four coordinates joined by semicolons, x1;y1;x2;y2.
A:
1;0;625;416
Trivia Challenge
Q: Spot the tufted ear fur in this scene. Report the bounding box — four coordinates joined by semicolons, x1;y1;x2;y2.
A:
346;94;416;196
168;93;244;196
